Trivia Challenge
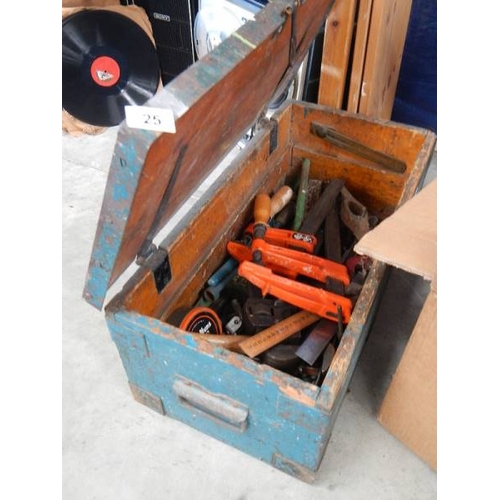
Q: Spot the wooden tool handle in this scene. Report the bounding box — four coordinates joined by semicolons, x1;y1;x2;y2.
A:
238;310;320;358
270;185;293;218
254;192;272;225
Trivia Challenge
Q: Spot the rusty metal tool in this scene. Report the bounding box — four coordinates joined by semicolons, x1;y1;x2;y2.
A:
231;191;349;284
300;179;345;235
271;201;295;229
238;310;320;358
324;209;342;264
321;344;336;375
323;203;345;345
238;261;353;323
340;187;371;240
311;122;407;174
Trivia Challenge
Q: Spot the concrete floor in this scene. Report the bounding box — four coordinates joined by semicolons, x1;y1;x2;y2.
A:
62;124;437;499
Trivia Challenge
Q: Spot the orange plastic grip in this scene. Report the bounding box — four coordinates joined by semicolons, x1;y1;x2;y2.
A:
238;261;352;323
254;192;272;226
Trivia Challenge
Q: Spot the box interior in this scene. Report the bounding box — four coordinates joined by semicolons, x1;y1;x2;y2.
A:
108;101;433;391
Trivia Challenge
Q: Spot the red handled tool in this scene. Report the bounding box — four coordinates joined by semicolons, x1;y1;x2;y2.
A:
230;191;352;323
244;224;317;253
238;261;352;323
233;191;350;284
227;239;350;285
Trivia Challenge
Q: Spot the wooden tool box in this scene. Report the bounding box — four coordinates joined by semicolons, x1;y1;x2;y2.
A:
83;0;436;482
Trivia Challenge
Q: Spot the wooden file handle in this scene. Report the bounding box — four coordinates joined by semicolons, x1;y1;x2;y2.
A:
254;192;272;226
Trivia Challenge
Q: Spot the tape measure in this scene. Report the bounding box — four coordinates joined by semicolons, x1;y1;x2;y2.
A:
179;307;224;335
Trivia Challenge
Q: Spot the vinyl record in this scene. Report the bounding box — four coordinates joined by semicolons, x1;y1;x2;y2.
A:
62;9;160;127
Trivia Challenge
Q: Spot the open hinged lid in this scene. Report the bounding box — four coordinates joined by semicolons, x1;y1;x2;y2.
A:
83;0;336;309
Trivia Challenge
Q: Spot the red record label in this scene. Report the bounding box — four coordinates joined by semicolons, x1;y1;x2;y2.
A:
90;56;120;87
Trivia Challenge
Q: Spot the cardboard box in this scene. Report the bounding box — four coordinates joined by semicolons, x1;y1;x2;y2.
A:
354;179;437;470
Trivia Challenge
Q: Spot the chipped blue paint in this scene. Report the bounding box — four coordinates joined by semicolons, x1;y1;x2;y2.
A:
112;181;132;203
107;311;331;474
83;126;159;309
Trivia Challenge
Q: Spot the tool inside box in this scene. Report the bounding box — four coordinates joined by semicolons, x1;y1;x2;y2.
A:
113;102;430;388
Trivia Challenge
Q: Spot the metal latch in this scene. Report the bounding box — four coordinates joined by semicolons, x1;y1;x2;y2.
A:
136;246;172;293
135;144;188;293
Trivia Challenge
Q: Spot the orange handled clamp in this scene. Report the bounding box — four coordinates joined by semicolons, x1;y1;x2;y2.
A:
244;224;317;253
227;239;350;285
238;261;352;323
237;191;350;285
227;240;297;279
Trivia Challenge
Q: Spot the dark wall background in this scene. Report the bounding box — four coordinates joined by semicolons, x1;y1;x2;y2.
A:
391;0;437;132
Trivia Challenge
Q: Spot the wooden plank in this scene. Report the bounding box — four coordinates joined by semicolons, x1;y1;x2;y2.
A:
347;0;374;112
378;290;437;470
318;0;358;108
358;0;413;119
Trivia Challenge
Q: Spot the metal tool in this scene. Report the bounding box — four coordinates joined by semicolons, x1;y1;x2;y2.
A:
295;319;336;366
230;190;349;284
271;201;295;228
300;179;345;235
224;299;244;335
324;208;342;264
311;122;407;174
340;187;371;240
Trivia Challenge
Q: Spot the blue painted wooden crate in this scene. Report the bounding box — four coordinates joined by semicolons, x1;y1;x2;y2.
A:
83;0;436;482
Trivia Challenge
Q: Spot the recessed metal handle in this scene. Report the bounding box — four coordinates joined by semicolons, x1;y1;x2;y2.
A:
173;378;249;432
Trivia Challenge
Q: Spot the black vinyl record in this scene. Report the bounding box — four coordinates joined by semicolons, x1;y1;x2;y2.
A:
62;9;160;127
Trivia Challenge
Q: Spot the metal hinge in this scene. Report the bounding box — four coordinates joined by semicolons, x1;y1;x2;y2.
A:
283;2;298;71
